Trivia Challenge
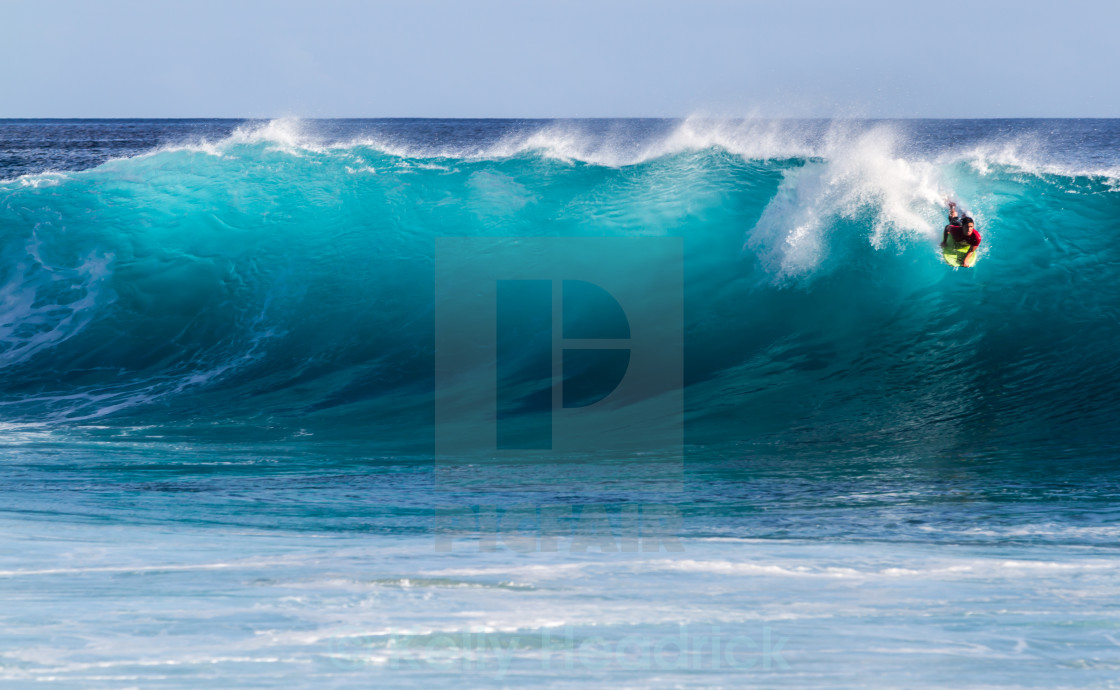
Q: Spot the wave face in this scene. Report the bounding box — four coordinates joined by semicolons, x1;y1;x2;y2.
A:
2;118;1119;458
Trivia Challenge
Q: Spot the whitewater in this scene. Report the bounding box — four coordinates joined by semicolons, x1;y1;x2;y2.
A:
1;117;1119;688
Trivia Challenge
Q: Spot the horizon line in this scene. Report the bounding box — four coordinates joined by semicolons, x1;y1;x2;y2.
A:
3;116;1120;121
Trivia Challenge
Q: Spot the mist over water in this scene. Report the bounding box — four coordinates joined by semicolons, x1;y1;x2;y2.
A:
2;118;1119;687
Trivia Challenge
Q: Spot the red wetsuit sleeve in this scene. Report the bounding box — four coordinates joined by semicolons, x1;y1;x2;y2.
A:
969;230;981;246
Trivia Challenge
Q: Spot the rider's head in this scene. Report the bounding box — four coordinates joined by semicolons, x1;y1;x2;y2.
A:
961;216;975;232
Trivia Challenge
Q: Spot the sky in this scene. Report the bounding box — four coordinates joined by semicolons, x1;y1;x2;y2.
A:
2;0;1117;118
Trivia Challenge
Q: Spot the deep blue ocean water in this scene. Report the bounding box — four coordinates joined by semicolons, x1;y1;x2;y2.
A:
1;118;1119;687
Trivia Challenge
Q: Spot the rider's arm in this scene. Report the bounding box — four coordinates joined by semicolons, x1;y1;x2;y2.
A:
961;232;980;263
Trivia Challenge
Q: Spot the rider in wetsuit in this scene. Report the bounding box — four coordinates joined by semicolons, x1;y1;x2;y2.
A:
942;201;981;266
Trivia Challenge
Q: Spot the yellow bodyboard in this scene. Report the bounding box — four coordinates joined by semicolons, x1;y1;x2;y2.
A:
942;240;977;268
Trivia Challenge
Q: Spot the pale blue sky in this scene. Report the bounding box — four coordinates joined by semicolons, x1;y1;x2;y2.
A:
3;0;1117;118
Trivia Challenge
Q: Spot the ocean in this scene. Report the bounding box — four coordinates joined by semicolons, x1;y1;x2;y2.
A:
1;117;1119;687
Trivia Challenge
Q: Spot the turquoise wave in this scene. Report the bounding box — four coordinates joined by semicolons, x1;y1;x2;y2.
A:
2;128;1118;459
